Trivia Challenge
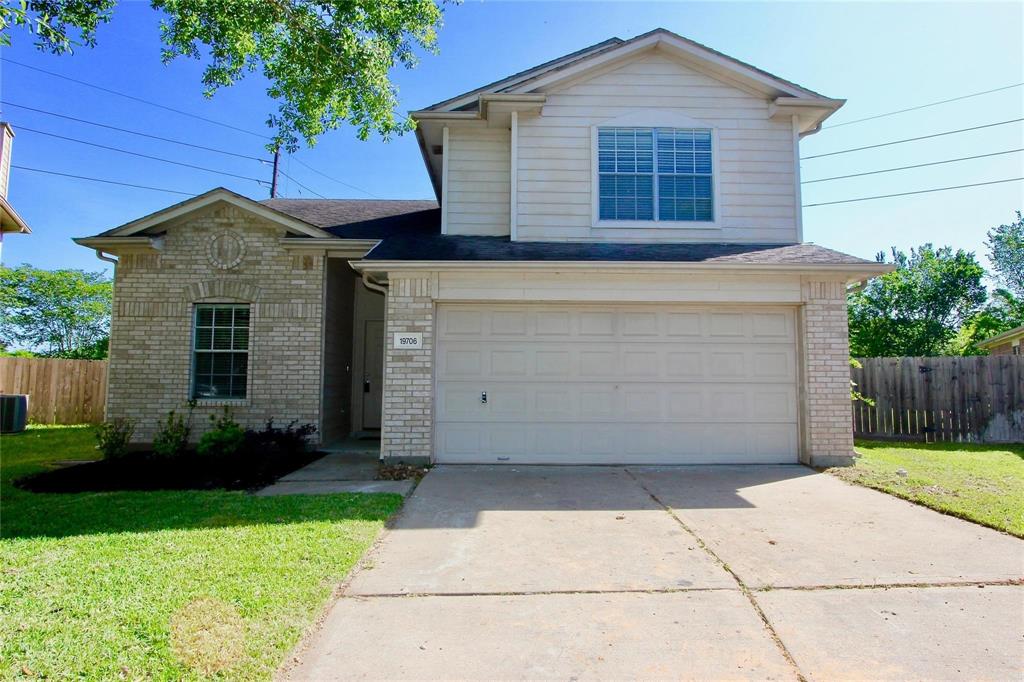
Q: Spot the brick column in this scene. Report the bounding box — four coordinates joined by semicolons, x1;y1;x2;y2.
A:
801;279;855;467
381;275;435;463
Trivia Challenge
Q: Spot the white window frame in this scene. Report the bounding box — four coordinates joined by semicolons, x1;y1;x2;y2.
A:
190;302;252;403
590;110;721;230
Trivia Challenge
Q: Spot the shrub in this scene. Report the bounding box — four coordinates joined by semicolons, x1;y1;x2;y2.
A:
197;408;245;458
243;419;317;457
95;418;135;460
152;401;196;458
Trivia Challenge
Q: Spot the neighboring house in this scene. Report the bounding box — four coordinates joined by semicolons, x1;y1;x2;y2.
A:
978;325;1024;355
0;122;32;261
75;29;890;467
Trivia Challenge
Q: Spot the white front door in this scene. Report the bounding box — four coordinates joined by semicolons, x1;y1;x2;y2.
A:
434;304;799;464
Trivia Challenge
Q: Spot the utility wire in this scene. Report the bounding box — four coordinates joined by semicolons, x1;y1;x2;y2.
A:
276;169;327;198
822;83;1024;130
1;57;270;140
3;59;365;196
0;100;270;162
289;156;379;198
15;125;269;185
12;165;196;197
803;118;1024;160
802;148;1024;184
803;177;1023;207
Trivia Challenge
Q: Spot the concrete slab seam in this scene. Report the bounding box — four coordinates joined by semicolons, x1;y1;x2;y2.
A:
757;578;1024;593
338;586;742;599
623;466;809;682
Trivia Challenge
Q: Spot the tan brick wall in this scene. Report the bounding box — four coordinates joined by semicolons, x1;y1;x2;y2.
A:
107;202;325;443
381;275;434;462
801;279;854;466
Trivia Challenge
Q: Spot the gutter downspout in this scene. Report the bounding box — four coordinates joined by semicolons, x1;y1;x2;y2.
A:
94;250;117;264
361;271;388;295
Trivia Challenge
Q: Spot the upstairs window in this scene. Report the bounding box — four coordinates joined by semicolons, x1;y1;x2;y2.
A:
192;304;250;400
598;127;714;223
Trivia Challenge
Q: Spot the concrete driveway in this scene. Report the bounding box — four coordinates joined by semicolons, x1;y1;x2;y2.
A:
284;465;1024;681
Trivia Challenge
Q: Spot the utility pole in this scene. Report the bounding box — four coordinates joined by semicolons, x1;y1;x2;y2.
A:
270;147;280;198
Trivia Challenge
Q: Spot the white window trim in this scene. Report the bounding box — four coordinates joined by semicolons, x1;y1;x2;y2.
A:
190;302;253;403
590;111;722;230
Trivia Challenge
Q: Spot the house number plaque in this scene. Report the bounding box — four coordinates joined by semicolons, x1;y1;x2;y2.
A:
393;332;423;349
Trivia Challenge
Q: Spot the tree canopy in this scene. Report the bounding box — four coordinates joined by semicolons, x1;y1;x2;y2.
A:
0;264;112;359
848;245;987;357
0;0;447;151
986;210;1024;299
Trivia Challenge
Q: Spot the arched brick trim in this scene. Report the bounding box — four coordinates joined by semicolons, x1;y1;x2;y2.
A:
184;279;263;303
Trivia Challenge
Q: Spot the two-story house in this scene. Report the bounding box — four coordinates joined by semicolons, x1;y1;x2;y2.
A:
75;29;889;467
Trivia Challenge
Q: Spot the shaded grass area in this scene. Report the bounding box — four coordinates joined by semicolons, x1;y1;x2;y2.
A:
830;440;1024;537
1;426;402;679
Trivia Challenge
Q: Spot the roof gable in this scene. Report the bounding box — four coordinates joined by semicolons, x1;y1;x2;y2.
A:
419;28;833;114
98;188;335;239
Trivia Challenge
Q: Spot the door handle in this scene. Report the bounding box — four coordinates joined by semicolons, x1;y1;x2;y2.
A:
364;375;371;393
481;391;487;404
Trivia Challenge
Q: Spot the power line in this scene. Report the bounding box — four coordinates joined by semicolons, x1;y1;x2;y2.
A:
12;165;196;196
803;118;1024;160
822;83;1024;130
803;177;1023;207
0;100;270;162
15;125;269;185
289;156;379;198
802;148;1024;184
1;57;270;140
276;169;327;198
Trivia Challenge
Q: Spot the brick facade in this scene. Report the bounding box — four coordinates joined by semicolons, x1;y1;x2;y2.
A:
107;203;326;442
800;279;855;467
381;275;434;463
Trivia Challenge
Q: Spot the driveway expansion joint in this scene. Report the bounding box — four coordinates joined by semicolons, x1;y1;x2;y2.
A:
756;578;1024;592
624;467;809;682
342;586;742;599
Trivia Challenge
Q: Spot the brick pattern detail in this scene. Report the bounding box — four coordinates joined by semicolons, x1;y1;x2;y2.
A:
106;203;325;443
801;279;854;466
382;276;434;462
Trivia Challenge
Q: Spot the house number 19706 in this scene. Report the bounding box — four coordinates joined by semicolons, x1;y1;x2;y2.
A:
393;332;423;349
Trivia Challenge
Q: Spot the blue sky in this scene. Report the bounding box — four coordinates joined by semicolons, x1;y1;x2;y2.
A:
2;1;1022;276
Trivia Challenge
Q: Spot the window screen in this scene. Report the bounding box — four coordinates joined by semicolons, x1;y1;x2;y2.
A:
598;127;713;222
192;304;249;400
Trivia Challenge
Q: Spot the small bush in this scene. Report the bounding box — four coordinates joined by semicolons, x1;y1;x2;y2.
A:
243;419;317;457
95;418;135;460
197;408;245;458
153;401;196;458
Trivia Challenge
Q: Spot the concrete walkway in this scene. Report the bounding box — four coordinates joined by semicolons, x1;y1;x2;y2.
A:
255;451;415;496
283;465;1024;680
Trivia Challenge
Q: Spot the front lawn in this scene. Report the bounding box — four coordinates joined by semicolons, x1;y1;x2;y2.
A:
0;425;402;679
830;440;1024;537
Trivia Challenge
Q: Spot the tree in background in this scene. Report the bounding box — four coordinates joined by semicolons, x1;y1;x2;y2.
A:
0;0;447;151
0;264;112;359
986;211;1024;299
848;245;986;357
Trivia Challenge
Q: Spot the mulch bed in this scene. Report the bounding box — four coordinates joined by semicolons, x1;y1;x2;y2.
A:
16;449;324;493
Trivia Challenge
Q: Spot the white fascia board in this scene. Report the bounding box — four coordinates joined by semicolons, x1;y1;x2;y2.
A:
73;235;164;251
100;188;335;240
350;259;894;281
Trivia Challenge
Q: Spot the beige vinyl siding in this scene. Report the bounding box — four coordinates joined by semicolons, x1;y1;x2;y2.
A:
516;51;799;243
446;126;511;236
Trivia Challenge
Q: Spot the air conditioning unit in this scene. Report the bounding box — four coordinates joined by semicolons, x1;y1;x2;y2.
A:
0;394;29;433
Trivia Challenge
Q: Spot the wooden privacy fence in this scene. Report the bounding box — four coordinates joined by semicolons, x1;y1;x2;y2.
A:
851;356;1024;443
0;357;108;425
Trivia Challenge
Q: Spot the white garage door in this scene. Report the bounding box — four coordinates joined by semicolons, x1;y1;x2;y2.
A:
434;304;799;464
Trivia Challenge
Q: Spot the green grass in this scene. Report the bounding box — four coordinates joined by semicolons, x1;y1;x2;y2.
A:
830;440;1024;537
0;426;403;680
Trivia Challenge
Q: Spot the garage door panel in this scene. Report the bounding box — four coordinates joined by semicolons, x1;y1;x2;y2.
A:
435;304;799;464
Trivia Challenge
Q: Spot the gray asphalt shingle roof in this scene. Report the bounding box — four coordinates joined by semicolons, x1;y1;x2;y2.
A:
261;199;874;266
